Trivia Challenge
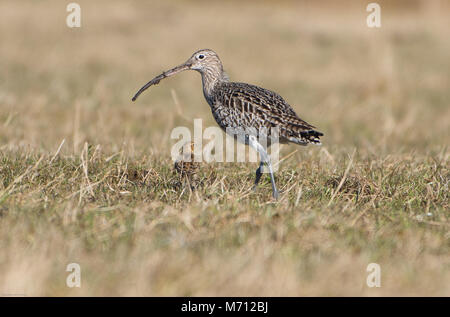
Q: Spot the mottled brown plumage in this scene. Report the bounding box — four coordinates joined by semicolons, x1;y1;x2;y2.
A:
209;81;323;145
132;49;323;199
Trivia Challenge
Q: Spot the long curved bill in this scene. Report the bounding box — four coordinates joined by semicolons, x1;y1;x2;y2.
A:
132;62;192;101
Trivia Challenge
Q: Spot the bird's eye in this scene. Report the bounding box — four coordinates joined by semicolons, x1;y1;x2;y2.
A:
198;54;205;60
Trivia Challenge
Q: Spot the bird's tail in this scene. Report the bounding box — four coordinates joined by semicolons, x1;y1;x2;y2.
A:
288;129;323;145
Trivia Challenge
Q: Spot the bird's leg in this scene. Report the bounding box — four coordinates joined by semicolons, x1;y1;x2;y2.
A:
253;161;264;190
266;159;279;200
248;135;279;200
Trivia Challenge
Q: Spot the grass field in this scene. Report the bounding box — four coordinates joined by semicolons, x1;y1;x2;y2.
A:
0;0;449;296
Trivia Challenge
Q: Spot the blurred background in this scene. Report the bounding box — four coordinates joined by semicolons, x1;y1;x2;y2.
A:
0;0;449;296
1;0;449;156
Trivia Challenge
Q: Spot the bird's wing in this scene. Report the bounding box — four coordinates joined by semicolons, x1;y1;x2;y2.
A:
218;82;323;144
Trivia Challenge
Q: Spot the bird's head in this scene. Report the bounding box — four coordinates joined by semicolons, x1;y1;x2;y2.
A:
186;49;222;73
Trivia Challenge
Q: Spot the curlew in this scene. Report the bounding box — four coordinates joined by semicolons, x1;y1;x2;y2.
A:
132;49;323;199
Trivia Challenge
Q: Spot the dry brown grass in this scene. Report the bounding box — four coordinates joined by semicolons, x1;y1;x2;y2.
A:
0;0;449;296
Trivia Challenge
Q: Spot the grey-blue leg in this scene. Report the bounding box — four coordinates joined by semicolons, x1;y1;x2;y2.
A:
266;160;279;199
253;161;264;189
248;136;279;199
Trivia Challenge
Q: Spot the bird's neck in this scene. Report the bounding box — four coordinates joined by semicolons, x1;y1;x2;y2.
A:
200;66;229;103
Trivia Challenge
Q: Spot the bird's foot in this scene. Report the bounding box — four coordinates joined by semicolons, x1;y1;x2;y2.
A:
272;189;279;200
